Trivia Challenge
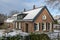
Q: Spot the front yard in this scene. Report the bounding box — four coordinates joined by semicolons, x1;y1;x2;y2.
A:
0;29;60;40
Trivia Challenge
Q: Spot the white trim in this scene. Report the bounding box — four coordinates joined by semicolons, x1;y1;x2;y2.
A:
35;23;39;31
43;23;46;31
19;22;21;29
16;22;17;28
50;23;52;31
36;23;39;31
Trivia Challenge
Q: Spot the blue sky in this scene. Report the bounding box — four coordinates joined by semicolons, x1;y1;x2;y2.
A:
0;0;60;16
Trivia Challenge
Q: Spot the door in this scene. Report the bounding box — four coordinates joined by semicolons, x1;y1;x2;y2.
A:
25;23;28;32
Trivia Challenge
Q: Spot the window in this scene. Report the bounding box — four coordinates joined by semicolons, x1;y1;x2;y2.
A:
48;23;50;30
39;23;40;30
17;15;23;19
34;23;37;31
42;15;47;20
20;15;23;18
34;23;39;31
42;23;44;30
17;14;27;20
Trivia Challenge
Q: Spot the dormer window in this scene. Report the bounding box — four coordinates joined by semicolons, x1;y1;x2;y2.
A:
20;15;23;18
17;15;23;19
17;14;27;20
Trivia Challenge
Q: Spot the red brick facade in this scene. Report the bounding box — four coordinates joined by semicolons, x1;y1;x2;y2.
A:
14;7;54;33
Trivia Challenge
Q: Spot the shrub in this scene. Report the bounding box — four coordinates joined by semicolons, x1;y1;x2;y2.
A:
0;35;21;40
40;33;50;40
6;35;21;40
25;33;50;40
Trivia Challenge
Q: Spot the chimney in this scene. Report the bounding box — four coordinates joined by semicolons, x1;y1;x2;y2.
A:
24;8;26;12
33;5;36;9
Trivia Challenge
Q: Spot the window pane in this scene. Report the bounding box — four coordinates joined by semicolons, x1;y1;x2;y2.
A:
42;23;44;30
48;23;50;30
34;23;37;31
34;23;40;31
39;23;40;30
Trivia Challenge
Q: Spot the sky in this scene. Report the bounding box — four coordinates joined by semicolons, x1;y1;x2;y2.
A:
0;0;60;16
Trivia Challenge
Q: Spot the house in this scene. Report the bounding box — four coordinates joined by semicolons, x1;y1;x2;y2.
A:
54;15;60;20
4;14;18;29
13;6;54;33
53;15;60;30
54;15;60;24
53;24;60;30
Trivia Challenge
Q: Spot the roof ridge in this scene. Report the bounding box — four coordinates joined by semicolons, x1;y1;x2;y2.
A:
23;6;45;12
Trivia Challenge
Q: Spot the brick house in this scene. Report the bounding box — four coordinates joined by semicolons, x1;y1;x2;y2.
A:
13;6;54;33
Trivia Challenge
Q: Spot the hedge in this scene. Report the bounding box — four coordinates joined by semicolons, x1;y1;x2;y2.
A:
25;33;50;40
0;35;21;40
0;33;50;40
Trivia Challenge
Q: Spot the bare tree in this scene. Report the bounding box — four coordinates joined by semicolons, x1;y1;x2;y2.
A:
45;0;60;10
0;13;7;25
9;10;19;17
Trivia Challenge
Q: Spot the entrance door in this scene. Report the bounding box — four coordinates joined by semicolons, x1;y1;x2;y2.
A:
25;23;28;32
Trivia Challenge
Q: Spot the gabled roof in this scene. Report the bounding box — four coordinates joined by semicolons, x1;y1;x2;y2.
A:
15;6;54;22
33;6;54;22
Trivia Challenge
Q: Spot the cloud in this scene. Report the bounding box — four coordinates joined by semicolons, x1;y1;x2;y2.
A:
0;0;47;14
0;0;59;16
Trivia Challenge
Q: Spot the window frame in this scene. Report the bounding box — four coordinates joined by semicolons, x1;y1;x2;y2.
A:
34;23;40;31
42;23;45;31
48;23;50;30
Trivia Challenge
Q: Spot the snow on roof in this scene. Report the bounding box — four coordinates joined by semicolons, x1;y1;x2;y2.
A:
23;7;43;20
5;18;14;23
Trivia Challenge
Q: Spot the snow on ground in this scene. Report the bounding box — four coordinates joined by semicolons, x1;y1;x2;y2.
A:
47;30;60;39
48;32;59;39
0;29;29;37
0;29;60;39
54;30;60;32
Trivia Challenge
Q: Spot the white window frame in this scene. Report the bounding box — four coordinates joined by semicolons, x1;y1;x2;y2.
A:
16;22;17;28
34;23;39;31
42;23;46;31
19;22;21;29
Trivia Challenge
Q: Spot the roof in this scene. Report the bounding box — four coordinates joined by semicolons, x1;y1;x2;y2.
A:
12;13;21;16
5;18;14;23
5;13;21;23
15;6;54;22
23;7;43;20
12;14;18;16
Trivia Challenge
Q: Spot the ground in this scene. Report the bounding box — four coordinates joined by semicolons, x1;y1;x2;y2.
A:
0;29;59;40
0;29;29;37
